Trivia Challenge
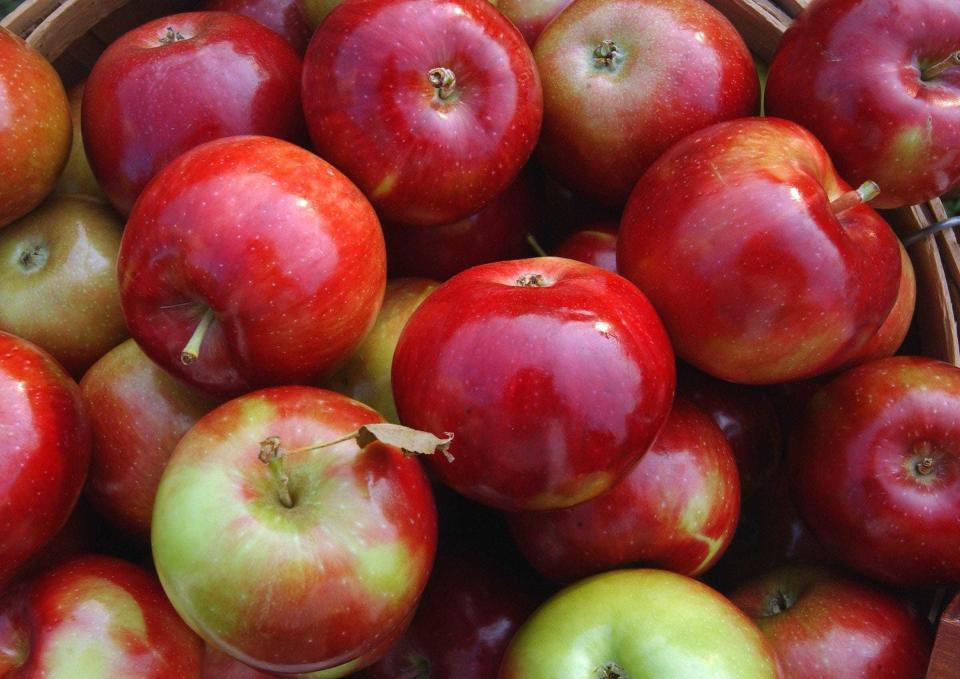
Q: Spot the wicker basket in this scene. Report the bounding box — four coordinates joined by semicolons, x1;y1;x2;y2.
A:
2;0;958;675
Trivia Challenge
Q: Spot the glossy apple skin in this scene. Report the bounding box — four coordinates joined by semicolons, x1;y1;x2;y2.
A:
553;225;618;272
765;0;960;209
0;28;71;228
791;356;960;586
392;257;675;511
535;0;758;206
0;332;91;587
117;135;386;397
302;0;542;226
201;0;311;54
618;117;902;385
499;569;781;679
152;386;437;675
0;555;203;678
80;339;222;537
52;83;106;202
0;196;127;378
508;399;739;583
730;565;932;679
323;279;438;424
383;171;540;281
498;0;575;45
82;11;304;215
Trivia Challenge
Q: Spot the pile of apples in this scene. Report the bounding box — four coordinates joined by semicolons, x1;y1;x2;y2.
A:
1;0;959;676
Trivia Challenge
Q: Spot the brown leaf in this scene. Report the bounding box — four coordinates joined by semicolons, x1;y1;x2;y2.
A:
356;424;455;462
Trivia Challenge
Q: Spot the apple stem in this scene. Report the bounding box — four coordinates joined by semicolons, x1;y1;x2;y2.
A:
830;180;880;215
281;431;359;458
769;589;793;615
258;437;294;508
526;233;548;257
916;455;936;476
516;273;548;287
922;51;960;81
428;67;457;100
593;40;620;70
180;307;215;365
159;26;186;44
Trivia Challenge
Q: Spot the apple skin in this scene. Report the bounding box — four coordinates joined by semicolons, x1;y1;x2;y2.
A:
765;0;960;209
52;83;106;202
0;555;203;678
0;196;127;378
618;117;902;385
151;386;437;675
534;0;758;206
82;11;304;215
80;339;222;538
791;356;960;586
302;0;542;227
499;569;782;679
553;225;618;272
0;28;71;228
323;279;438;424
508;399;739;583
296;0;498;30
201;0;312;54
392;256;675;511
497;0;575;46
117;135;386;397
730;565;932;679
0;332;91;587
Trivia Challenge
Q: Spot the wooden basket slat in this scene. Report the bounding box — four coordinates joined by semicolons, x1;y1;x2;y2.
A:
929;595;960;677
23;0;130;61
707;0;790;61
1;0;61;35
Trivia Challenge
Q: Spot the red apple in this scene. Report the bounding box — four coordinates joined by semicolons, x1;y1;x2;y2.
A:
618;117;902;384
52;83;106;202
117;135;386;396
203;646;278;678
765;0;960;209
82;11;304;215
553;224;618;272
80;339;222;538
791;356;960;586
151;386;437;675
730;565;932;679
0;555;203;677
0;28;71;228
200;0;311;54
392;256;675;511
302;0;542;226
534;0;758;205
497;0;575;46
508;399;739;583
0;332;90;587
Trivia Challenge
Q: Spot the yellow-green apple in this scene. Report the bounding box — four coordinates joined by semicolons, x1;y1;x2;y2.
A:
498;0;575;45
80;339;222;538
765;0;960;209
0;555;203;678
499;569;782;679
151;386;437;675
534;0;758;206
618;117;902;384
0;196;126;378
790;356;960;586
52;83;106;202
392;257;675;511
82;11;304;215
553;225;618;272
117;135;386;397
302;0;542;226
0;28;71;228
201;0;311;54
730;565;932;679
0;332;90;587
323;279;438;424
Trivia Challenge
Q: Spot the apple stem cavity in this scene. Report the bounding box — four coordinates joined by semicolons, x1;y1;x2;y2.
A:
258;436;294;508
922;51;960;81
516;273;548;287
179;307;215;366
428;67;457;101
596;662;629;679
159;26;186;44
526;233;548;257
593;40;621;70
17;244;47;273
916;455;936;476
830;180;880;215
766;589;795;616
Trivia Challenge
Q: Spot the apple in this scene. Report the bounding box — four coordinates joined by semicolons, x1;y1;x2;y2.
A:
323;278;438;424
117;135;386;397
0;332;90;587
0;555;204;677
534;0;758;206
0;28;71;228
553;224;618;272
80;339;222;538
499;569;782;679
730;565;932;679
302;0;542;226
617;117;902;385
790;355;960;586
203;646;279;678
201;0;312;54
5;499;99;587
52;83;106;202
0;196;127;378
765;0;960;209
497;0;575;46
508;399;739;583
392;256;675;511
296;0;498;30
82;11;304;215
151;385;437;675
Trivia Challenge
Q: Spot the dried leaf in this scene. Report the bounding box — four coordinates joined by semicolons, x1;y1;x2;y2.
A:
356;424;455;462
258;436;281;463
